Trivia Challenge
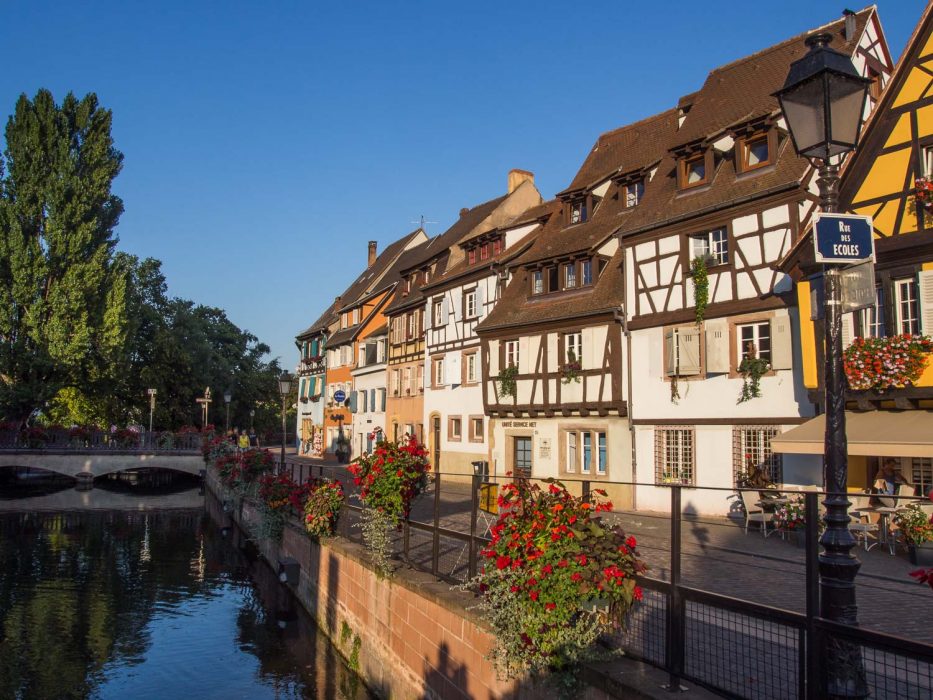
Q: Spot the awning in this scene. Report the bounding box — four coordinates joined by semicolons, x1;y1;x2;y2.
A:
771;410;933;458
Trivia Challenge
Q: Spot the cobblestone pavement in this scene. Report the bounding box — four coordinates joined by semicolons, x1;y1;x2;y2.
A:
281;457;933;644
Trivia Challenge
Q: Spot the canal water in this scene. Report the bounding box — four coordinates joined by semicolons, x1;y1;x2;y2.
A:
0;473;371;699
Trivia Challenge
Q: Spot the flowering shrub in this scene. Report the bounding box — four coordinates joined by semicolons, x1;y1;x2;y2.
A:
560;351;582;384
112;428;140;448
844;334;933;391
348;435;431;575
255;472;309;541
203;435;233;464
349;435;430;522
21;426;48;448
304;479;345;539
893;503;933;545
68;425;91;443
914;176;933;214
774;497;806;531
469;478;646;678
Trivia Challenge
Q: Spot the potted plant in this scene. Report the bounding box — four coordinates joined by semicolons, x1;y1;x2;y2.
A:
497;364;518;399
738;343;770;403
560;350;582;384
773;497;807;543
304;478;345;539
893;504;933;565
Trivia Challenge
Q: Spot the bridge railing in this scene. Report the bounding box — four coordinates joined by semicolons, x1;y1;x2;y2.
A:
0;427;203;451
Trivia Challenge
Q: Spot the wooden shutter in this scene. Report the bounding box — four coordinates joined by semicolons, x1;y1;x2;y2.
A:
841;313;854;350
705;319;729;374
475;284;485;316
298;378;306;398
349;391;358;413
664;330;676;377
440;297;449;325
919;270;933;336
678;328;701;376
380;388;386;412
446;353;462;386
770;315;793;371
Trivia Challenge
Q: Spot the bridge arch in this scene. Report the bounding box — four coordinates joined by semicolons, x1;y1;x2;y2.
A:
0;451;205;480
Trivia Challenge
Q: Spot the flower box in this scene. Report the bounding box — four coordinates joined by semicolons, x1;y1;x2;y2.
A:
844;334;933;392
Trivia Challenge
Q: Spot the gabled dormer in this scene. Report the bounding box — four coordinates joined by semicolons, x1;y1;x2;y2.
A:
528;254;608;297
673;141;714;190
729;115;780;175
463;231;504;265
559;189;602;226
611;166;654;209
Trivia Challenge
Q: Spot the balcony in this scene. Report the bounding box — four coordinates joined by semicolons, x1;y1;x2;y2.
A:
298;356;325;376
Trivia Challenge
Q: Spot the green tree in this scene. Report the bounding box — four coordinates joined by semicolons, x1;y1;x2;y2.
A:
0;89;127;422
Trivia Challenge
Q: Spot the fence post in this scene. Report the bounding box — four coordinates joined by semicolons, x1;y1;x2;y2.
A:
404;519;412;567
582;480;591;502
469;473;480;579
804;491;821;700
666;485;685;693
431;471;441;579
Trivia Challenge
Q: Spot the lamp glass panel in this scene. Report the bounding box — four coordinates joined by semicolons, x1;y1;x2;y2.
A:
828;76;867;153
779;78;826;158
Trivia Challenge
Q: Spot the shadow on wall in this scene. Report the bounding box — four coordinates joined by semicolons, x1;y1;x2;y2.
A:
422;642;467;700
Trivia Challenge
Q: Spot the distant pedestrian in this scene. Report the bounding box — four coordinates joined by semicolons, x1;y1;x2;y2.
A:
227;428;237;445
248;429;258;447
238;429;249;450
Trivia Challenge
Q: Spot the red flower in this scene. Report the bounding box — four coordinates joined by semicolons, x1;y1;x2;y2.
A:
495;555;511;570
544;602;556;611
634;586;644;601
626;536;637;548
529;590;539;601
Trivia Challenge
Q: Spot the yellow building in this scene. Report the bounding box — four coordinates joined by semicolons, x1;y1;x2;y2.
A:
776;2;933;491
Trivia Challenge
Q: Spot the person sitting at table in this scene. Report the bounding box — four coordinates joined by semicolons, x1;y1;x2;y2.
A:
874;459;908;495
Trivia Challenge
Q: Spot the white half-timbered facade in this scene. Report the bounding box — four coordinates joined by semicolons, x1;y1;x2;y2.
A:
617;8;891;513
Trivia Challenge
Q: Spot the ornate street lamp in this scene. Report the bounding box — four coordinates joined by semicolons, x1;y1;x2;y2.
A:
278;372;294;473
223;389;232;433
775;32;870;699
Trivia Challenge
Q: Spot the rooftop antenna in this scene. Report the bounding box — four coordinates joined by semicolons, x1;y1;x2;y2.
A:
410;215;438;231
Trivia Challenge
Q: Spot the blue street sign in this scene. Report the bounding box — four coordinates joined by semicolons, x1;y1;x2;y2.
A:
813;213;875;265
333;389;346;403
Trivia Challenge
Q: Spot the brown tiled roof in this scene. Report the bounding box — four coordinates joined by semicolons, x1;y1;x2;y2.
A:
618;9;876;238
297;302;336;340
478;249;625;332
562;109;678;194
335;228;425;314
326;326;359;348
671;10;872;148
384;194;509;316
497;199;556;229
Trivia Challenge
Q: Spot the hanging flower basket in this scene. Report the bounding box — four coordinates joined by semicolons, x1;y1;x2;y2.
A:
914;177;933;215
844;334;933;391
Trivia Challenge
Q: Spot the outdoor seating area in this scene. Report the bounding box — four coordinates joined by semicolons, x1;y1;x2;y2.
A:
737;481;933;563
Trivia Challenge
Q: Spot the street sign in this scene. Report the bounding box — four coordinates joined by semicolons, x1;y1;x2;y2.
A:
813;213;875;264
147;388;157;395
333;389;346;403
840;261;877;313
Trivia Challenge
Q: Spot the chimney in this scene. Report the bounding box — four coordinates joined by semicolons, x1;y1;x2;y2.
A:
843;9;856;40
368;240;377;267
334;296;341;310
459;207;470;218
508;169;535;194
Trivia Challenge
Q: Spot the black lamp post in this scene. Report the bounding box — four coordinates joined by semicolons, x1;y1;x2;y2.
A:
224;389;232;433
278;371;294;474
775;33;871;699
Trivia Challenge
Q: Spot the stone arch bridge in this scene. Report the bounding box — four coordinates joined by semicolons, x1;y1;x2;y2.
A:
0;449;204;480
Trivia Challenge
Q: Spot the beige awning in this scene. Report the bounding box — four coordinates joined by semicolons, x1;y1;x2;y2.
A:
771;410;933;458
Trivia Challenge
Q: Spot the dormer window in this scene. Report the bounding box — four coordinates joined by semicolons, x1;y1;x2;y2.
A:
570;199;587;224
480;243;490;260
531;258;599;296
468;248;476;265
737;132;775;173
532;270;544;295
624;180;644;208
564;263;577;289
493;238;502;255
679;153;708;189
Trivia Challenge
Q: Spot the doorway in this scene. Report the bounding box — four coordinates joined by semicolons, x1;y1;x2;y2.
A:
513;436;532;479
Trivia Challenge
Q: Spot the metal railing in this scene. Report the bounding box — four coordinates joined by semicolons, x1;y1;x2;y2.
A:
274;459;933;699
0;428;203;451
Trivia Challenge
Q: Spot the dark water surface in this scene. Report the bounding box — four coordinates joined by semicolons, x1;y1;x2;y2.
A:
0;475;370;699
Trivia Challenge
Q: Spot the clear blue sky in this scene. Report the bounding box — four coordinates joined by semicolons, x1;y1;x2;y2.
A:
0;1;924;366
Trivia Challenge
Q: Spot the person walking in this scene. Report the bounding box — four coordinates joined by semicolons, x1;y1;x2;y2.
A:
248;428;258;447
238;429;249;451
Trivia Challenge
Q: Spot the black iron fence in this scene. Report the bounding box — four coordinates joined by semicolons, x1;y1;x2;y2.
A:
275;458;933;699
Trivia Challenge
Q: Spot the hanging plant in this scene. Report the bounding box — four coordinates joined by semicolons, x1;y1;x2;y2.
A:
670;374;680;404
560;350;582;384
843;334;933;391
498;364;519;399
738;344;770;403
914;177;933;216
690;256;710;327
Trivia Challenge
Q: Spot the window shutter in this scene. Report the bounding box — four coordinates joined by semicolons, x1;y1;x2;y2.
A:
370;389;376;411
841;313;855;350
476;285;485;316
679;328;701;376
380;388;386;412
770;316;793;371
704;319;729;374
349;391;358;413
298;378;306;398
446;353;462;386
664;330;676;377
440;297;449;325
919;270;933;336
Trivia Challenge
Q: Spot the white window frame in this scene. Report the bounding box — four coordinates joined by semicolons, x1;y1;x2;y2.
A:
505;340;519;368
656;427;695;485
434;358;444;386
690;227;729;265
570;200;586;224
566;432;577;473
466;353;477;383
582;432;592;474
565;332;582;364
596;431;607;475
733;427;782;486
924;145;933;178
737;321;771;364
565;263;577;289
433;299;443;327
624;180;643;208
532;270;544;295
581;259;593;286
465;289;477;318
894;277;920;335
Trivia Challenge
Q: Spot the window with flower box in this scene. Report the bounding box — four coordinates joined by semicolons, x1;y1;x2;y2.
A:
565;332;582;364
855;287;885;338
737;322;771;364
655;427;695;485
894;277;920;335
690;227;729;265
732;427;782;486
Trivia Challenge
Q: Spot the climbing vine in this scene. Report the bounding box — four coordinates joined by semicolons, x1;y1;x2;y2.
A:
738;344;770;403
497;364;519;399
690;256;709;326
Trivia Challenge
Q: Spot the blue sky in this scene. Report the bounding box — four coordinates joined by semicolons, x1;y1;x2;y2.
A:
0;1;924;366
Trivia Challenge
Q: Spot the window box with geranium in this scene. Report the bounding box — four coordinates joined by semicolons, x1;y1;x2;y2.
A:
255;472;309;541
560;351;582;384
913;176;933;216
348;435;431;576
467;478;646;682
844;334;933;392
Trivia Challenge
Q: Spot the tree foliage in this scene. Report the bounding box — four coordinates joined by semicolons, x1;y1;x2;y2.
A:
0;90;284;430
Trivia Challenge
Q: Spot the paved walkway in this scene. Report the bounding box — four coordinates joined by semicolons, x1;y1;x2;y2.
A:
279;457;933;644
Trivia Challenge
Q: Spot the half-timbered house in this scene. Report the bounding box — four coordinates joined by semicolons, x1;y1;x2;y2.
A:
477;113;679;508
295;307;332;457
420;191;549;479
616;9;890;513
774;3;933;492
382;172;541;466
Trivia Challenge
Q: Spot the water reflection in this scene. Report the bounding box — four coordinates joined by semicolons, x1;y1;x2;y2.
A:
0;480;370;699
